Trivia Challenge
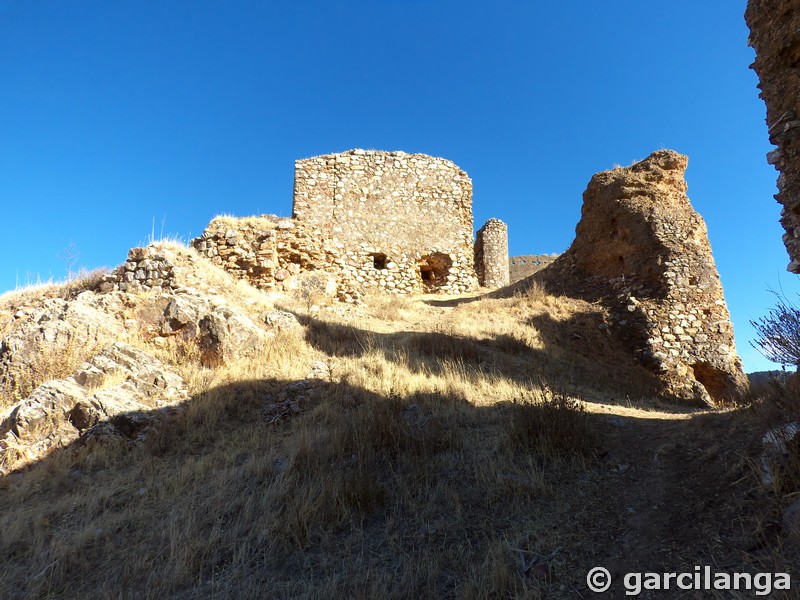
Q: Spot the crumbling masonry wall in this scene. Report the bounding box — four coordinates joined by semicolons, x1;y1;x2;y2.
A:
509;254;559;283
293;150;478;296
746;0;800;272
193;150;480;300
535;150;749;405
475;218;509;288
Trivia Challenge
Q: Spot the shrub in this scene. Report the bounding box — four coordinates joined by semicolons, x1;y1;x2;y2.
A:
750;292;800;367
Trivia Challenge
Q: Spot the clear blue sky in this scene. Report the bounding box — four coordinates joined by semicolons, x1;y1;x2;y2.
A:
0;0;795;373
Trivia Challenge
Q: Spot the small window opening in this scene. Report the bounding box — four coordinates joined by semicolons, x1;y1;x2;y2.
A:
372;253;387;270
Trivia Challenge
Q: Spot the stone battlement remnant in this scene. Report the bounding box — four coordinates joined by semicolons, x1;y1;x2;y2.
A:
509;254;559;283
746;0;800;272
192;150;514;300
475;218;509;288
535;150;749;405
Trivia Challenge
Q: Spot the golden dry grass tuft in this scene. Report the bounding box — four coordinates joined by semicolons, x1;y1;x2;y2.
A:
208;214;281;229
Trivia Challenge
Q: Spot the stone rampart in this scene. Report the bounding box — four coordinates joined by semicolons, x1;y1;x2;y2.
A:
193;150;481;300
509;254;559;283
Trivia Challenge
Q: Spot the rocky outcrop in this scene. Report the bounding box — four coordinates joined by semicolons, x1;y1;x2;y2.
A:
197;306;271;367
746;0;800;272
0;343;188;473
536;150;749;405
0;292;130;396
1;247;293;399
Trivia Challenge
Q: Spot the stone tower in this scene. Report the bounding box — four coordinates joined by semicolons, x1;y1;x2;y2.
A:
475;218;510;288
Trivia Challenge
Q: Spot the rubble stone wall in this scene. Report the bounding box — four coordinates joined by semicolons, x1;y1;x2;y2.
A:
475;218;510;288
193;150;480;300
509;254;559;283
107;246;190;293
535;150;749;405
746;0;800;272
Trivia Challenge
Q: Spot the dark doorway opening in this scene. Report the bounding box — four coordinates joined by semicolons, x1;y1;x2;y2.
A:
418;253;453;290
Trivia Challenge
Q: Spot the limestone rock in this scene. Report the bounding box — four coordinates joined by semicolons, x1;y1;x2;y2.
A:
0;342;187;473
198;307;269;367
0;291;128;394
264;310;300;331
536;150;749;405
761;421;800;488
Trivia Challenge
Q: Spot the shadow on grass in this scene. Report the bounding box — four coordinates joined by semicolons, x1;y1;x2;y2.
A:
288;308;671;407
0;370;789;599
0;370;611;599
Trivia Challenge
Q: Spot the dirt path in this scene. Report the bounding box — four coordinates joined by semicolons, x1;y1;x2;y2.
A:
568;403;767;598
406;294;774;597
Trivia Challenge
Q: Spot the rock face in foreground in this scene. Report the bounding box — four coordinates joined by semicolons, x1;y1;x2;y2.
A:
746;0;800;272
537;150;749;405
0;343;188;474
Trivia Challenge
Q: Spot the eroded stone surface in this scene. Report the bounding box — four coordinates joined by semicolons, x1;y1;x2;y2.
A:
746;0;800;272
536;150;749;405
475;218;510;288
0;292;129;395
0;342;188;473
192;150;499;300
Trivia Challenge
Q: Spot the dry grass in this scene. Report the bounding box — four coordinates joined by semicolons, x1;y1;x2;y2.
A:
0;268;110;313
0;282;794;598
208;214;282;229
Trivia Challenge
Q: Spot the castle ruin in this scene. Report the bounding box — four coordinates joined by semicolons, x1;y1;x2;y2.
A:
475;218;510;288
509;254;559;284
535;150;749;405
746;0;800;272
192;149;509;300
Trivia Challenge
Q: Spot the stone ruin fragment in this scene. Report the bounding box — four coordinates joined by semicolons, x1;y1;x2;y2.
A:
746;0;800;272
192;150;510;300
536;150;749;405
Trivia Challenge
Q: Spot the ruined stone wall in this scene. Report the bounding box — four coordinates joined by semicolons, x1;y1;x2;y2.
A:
292;149;478;296
535;150;749;405
475;218;509;288
509;254;559;283
192;216;298;290
192;150;478;301
746;0;800;272
107;246;193;293
193;150;480;301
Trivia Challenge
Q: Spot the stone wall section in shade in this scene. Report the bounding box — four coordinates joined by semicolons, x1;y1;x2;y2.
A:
746;0;800;272
509;254;559;283
475;218;510;288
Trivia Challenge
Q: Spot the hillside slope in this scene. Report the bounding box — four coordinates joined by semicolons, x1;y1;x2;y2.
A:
0;248;796;599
